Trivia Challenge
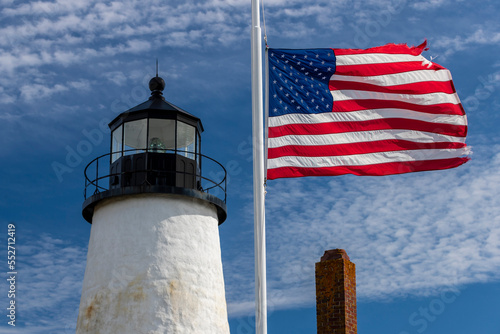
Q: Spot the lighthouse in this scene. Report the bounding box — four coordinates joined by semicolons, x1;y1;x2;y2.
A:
77;76;229;333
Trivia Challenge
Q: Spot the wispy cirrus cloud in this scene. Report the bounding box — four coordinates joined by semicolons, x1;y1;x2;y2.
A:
0;0;248;70
0;0;251;106
0;232;87;333
225;144;500;316
18;80;91;101
6;147;500;329
432;26;500;56
411;0;452;10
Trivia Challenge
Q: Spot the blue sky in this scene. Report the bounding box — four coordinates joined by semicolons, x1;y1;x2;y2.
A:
1;0;500;333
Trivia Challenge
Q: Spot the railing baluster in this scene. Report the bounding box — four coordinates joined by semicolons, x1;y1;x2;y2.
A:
96;158;99;193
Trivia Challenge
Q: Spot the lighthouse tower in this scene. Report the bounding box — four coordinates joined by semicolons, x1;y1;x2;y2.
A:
78;76;229;333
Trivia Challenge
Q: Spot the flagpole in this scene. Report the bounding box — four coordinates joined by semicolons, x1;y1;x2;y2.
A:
251;0;267;333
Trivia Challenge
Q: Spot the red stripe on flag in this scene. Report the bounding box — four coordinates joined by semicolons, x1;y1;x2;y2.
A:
332;41;428;56
334;62;446;76
331;99;465;115
329;80;456;95
266;157;470;180
268;140;466;159
268;118;467;138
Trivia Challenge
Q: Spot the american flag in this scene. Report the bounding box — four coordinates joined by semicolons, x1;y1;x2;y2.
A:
267;41;470;180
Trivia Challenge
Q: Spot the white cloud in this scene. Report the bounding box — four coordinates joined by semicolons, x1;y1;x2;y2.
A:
16;79;91;101
411;0;450;10
20;83;68;101
0;0;254;105
225;145;500;316
0;233;87;333
0;0;247;61
0;87;15;104
432;26;500;58
1;0;91;17
103;71;128;86
68;79;92;91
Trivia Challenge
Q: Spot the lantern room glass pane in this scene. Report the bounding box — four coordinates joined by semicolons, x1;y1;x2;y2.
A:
196;131;201;165
177;122;196;160
124;119;147;155
111;125;123;163
148;118;175;152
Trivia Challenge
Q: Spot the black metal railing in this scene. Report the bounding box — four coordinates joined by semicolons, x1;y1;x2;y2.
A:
84;148;227;203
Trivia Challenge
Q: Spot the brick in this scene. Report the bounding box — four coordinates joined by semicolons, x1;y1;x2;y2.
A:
316;249;357;334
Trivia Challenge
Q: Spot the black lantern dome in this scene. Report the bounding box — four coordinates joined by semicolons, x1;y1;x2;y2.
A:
83;76;227;224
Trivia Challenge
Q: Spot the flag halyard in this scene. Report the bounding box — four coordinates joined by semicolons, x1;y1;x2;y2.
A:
267;41;470;180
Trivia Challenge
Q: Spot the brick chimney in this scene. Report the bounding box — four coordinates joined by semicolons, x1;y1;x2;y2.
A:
315;249;357;334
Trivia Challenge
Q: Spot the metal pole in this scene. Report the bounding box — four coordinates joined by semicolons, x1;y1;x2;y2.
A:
251;0;267;333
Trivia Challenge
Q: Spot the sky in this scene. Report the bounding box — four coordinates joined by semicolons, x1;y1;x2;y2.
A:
0;0;500;333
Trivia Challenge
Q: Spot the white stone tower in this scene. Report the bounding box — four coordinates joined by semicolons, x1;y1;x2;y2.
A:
78;76;229;333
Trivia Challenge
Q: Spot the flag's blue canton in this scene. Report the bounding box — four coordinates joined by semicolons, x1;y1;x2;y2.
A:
268;49;336;117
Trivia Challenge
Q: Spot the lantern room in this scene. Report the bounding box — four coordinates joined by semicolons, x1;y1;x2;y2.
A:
82;75;227;224
108;76;203;190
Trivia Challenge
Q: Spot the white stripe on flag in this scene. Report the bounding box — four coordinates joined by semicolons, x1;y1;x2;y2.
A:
330;69;453;86
335;53;426;66
268;129;466;148
331;90;461;105
268;109;467;127
267;147;470;169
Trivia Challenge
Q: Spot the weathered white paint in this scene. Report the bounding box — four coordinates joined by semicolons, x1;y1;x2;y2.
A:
77;194;230;334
